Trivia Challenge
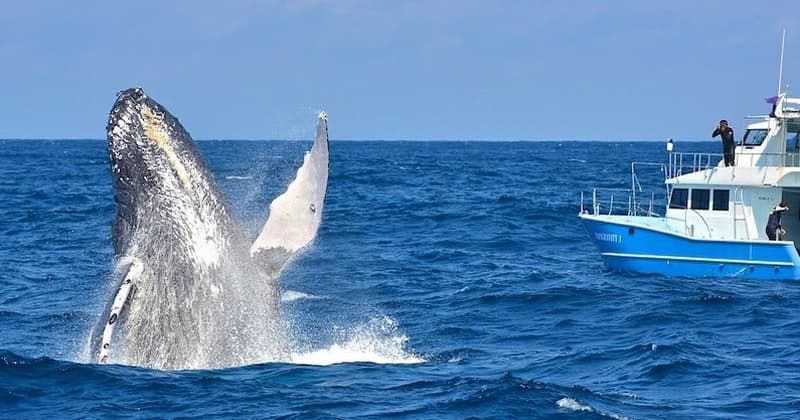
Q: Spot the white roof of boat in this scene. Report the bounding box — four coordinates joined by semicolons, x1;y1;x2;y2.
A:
746;120;770;129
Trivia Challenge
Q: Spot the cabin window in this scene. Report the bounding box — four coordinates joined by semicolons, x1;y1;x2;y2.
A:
713;189;730;211
691;189;710;210
669;188;688;209
743;129;768;146
788;128;800;151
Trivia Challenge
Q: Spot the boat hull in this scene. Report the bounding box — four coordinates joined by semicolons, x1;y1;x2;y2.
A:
580;214;800;280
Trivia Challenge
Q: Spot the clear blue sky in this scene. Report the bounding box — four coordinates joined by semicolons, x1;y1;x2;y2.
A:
1;1;798;140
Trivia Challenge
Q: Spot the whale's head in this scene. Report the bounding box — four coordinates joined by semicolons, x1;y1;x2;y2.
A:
107;87;203;193
106;87;225;254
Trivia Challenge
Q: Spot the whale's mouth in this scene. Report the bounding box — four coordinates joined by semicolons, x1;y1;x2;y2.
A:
107;87;184;166
106;88;206;217
106;88;153;193
106;88;149;254
107;88;147;148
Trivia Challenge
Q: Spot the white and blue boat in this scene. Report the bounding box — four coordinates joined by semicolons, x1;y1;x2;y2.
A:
580;93;800;279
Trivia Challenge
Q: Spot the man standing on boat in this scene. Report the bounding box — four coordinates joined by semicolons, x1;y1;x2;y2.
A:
712;119;736;167
765;202;789;241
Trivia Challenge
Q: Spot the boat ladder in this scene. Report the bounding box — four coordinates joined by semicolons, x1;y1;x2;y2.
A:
732;187;749;239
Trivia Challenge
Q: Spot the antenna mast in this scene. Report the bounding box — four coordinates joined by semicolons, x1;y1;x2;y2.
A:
778;29;786;95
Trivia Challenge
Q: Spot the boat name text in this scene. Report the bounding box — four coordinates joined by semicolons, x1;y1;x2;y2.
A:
595;232;622;243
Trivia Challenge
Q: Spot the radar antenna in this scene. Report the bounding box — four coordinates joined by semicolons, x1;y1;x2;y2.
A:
778;29;786;95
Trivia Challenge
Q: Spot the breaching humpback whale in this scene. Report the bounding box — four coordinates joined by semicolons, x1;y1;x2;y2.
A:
93;87;329;370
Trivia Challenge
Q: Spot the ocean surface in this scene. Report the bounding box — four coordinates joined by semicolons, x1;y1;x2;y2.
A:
1;139;799;419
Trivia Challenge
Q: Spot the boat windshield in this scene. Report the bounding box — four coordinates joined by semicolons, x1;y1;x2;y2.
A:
788;122;800;151
788;131;800;151
743;129;768;146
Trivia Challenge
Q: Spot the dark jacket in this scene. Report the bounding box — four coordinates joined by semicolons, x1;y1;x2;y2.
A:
712;127;735;146
767;211;784;230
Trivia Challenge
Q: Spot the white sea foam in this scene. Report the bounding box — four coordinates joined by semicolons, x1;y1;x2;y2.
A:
447;354;464;363
281;290;321;303
289;316;424;366
556;398;628;419
557;398;593;412
225;175;253;180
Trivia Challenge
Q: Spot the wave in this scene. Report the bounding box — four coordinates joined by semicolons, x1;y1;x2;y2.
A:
224;175;253;180
0;350;40;366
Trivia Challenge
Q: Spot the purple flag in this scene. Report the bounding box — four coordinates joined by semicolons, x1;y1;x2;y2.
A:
765;96;779;105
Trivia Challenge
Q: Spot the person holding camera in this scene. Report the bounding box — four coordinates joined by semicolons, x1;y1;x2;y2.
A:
712;119;736;167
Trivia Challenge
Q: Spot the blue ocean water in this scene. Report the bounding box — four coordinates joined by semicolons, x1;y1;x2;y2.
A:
1;139;799;418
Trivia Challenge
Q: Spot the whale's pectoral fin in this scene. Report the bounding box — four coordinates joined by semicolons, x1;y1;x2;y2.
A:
251;247;293;275
97;259;142;364
250;112;329;273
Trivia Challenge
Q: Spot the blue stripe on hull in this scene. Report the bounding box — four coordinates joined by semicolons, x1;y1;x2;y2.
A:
580;215;800;280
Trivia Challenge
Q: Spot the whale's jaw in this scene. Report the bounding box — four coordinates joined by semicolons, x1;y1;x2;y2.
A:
105;87;237;265
106;88;230;256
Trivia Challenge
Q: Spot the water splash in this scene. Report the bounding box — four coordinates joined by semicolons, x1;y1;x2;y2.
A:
289;316;424;366
281;290;322;303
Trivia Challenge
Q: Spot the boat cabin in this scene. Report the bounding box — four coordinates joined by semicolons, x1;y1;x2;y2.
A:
664;94;800;244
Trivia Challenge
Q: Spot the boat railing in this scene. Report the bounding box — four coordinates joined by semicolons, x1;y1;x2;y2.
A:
667;151;800;177
664;206;713;238
734;151;800;168
667;152;723;178
581;188;717;237
580;187;663;218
